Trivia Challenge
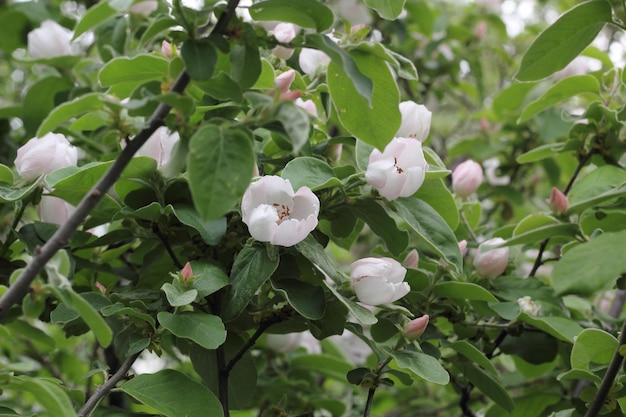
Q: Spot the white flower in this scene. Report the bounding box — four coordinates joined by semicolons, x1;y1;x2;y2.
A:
365;137;428;200
27;20;75;59
473;238;509;279
129;0;158;15
38;195;76;225
241;176;320;246
271;23;297;60
135;126;180;167
15;133;78;181
517;296;541;317
299;48;331;76
329;330;372;365
396;101;432;142
483;157;510;186
350;257;410;306
452;160;483;198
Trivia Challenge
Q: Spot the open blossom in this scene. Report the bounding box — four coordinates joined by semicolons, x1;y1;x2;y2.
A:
365;137;428;200
350;257;410;306
403;315;429;339
241;176;319;247
452;160;483;198
27;20;75;59
271;23;297;59
15;133;78;181
473;237;509;278
134;126;180;168
129;0;158;15
38;195;76;225
396;101;432;142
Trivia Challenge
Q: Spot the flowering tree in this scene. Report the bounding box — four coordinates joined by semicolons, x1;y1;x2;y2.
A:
1;0;626;416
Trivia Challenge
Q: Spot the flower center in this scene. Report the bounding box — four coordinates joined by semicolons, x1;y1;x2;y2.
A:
393;157;404;174
272;203;291;223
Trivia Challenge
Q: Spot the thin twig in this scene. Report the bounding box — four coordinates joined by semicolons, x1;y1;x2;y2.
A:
224;318;279;374
217;344;230;417
77;352;140;417
363;387;377;417
152;224;183;269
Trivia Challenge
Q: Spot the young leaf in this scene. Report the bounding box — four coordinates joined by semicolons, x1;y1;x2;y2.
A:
157;312;226;349
98;54;169;86
37;93;104;137
349;199;409;256
364;0;406;20
73;1;116;39
9;376;77;417
386;349;450;385
282;157;341;191
461;362;514;412
570;328;618;370
516;0;612;81
248;0;334;32
181;40;217;81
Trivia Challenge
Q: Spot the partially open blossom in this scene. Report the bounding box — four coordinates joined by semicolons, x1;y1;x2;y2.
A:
452;160;483;198
396;101;432;142
27;20;75;59
271;23;297;59
295;98;318;117
350;257;410;306
517;296;541;317
299;48;331;76
134;126;180;168
275;69;296;93
549;187;569;214
241;176;320;247
365;137;428;200
15;133;78;181
181;262;193;283
402;249;419;269
403;315;429;339
473;238;509;278
129;0;158;15
161;40;172;58
38;195;76;225
458;240;468;256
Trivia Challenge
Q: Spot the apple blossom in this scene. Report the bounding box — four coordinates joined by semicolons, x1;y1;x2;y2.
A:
549;187;569;214
275;69;296;93
180;262;193;283
266;331;321;354
27;20;75;59
329;330;372;365
350;257;410;306
295;98;318;117
134;126;180;168
403;315;429;339
129;0;158;15
473;237;509;278
15;133;78;181
299;48;331;76
402;249;419;269
452;160;483;198
365;137;428;200
241;176;320;247
271;23;297;59
396;101;432;142
38;195;76;225
458;240;468;256
517;296;541;317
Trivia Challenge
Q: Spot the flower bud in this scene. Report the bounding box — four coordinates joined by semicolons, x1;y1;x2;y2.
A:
549;187;569;214
38;195;76;225
403;315;429;339
295;98;318;117
161;40;172;58
396;101;432;142
271;23;297;59
473;238;509;278
350;257;410;306
299;48;331;76
134;126;180;168
129;0;158;15
458;240;468;256
27;20;75;59
275;69;296;93
181;262;193;283
15;133;78;181
452;160;483;198
402;249;419;269
474;21;487;39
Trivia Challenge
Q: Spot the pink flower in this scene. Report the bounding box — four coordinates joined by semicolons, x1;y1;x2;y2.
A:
350;257;410;306
549;187;569;214
271;23;297;59
181;262;193;283
15;133;78;181
38;195;76;225
452;160;483;198
365;137;428;200
275;69;296;93
458;240;468;256
161;41;172;58
27;20;75;59
241;176;319;247
403;315;429;339
129;0;158;15
473;238;509;278
295;98;318;117
396;101;432;142
134;126;180;168
402;249;419;269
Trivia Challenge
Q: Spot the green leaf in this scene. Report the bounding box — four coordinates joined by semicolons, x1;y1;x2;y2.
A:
492;82;537;117
519;75;601;122
486;394;561;417
271;278;325;320
249;0;334;31
433;282;498;302
172;205;226;245
282;157;341;191
6;319;56;350
230;23;261;89
9;376;77;417
323;280;377;325
22;76;73;136
73;0;116;39
291;354;354;381
350;199;408;256
387;349;450;385
139;16;178;46
273;101;310;154
568;185;626;214
181;40;217;81
553;230;626;295
37;93;104;136
99;54;169;86
502;223;580;247
363;0;406;19
120;369;224;417
161;283;198;307
187;261;229;297
557;369;602;384
520;314;583;343
516;0;612;81
0;181;40;203
188;125;254;220
461;362;514;412
295;235;345;285
414;179;459;230
571;328;617;370
516;143;566;164
395;197;463;273
221;246;279;322
157;312;226;349
327;47;399;149
449;341;498;375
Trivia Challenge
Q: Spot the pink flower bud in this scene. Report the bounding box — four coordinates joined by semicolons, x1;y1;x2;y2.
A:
458;240;468;256
473;238;509;279
402;249;419;269
271;23;297;60
549;187;569;214
95;281;107;295
452;160;483;198
479;118;490;132
275;69;296;93
295;98;318;117
404;315;429;340
474;21;487;39
351;24;367;34
181;262;193;282
38;195;76;225
161;41;172;58
280;90;301;101
129;0;158;15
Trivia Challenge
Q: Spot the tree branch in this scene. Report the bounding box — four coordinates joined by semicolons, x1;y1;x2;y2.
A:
77;352;140;417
